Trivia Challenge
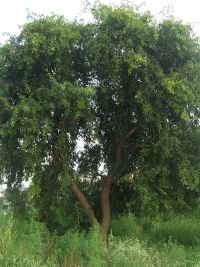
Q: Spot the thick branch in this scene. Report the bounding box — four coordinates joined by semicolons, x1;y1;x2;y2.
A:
125;125;138;139
116;126;138;165
59;152;66;169
53;133;58;138
70;178;96;226
48;146;95;225
53;148;60;162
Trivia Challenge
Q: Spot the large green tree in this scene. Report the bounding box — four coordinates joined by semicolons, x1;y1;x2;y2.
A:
0;4;200;236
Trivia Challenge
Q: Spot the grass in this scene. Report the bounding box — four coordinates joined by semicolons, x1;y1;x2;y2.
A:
1;209;200;266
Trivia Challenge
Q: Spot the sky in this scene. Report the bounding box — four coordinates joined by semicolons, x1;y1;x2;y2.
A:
0;0;200;45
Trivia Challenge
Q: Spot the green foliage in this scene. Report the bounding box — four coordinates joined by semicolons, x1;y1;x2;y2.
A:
81;2;200;219
0;211;54;266
51;226;104;267
106;213;200;267
148;213;200;247
1;211;200;266
0;2;200;231
6;188;28;220
0;210;104;267
106;237;156;267
109;213;143;238
0;12;95;229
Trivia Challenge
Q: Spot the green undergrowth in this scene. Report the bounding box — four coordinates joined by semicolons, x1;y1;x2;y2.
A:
1;210;200;266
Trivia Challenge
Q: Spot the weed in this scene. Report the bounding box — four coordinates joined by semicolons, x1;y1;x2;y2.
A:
0;209;200;267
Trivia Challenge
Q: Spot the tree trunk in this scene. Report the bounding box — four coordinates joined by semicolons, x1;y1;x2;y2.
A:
100;175;113;237
70;179;96;226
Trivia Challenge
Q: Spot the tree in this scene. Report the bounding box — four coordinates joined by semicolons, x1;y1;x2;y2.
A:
0;4;200;237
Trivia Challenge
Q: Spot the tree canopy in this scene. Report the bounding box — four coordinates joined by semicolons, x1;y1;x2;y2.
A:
0;3;200;235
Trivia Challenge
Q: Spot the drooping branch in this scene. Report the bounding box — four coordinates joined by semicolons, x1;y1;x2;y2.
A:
127;144;150;165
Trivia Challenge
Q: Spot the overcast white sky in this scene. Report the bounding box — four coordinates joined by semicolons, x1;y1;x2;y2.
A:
0;0;200;45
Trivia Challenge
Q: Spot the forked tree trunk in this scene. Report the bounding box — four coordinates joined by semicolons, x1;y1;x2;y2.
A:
70;175;112;238
70;133;129;236
70;127;138;237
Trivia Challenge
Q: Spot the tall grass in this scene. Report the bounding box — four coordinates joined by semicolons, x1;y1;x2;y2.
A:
148;213;200;247
1;209;200;266
0;209;104;267
51;226;104;267
108;212;200;267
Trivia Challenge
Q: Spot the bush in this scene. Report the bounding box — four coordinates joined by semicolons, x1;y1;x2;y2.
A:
106;236;155;267
109;213;143;239
148;213;200;247
1;210;200;266
52;226;104;267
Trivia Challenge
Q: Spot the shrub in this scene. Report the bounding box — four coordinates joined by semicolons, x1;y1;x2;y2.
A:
149;213;200;247
109;213;143;239
52;225;104;267
106;236;155;267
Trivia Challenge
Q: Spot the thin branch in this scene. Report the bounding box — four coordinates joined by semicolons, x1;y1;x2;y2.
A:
61;115;68;127
46;148;59;164
131;144;150;151
59;152;67;170
53;133;59;138
127;77;134;124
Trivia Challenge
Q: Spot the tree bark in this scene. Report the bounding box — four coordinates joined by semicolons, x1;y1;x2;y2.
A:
70;179;96;226
100;126;138;237
100;174;113;237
